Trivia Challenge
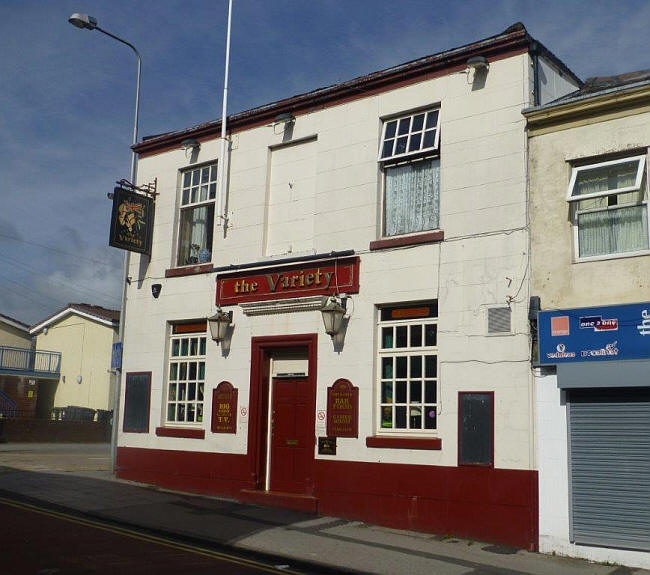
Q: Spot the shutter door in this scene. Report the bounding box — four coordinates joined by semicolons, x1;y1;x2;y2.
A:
568;389;650;551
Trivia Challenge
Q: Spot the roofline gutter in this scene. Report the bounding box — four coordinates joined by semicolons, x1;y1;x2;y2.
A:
523;82;650;133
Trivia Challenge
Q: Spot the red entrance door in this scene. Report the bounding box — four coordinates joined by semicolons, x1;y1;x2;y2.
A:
270;376;313;494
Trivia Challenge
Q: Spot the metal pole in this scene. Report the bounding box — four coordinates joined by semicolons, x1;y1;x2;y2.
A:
216;0;233;226
93;25;142;475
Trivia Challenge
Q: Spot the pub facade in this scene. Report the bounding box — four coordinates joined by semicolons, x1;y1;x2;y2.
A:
116;23;579;550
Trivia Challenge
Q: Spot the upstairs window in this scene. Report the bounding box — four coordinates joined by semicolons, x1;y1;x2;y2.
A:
567;155;648;259
177;164;217;266
379;109;441;237
379;109;440;162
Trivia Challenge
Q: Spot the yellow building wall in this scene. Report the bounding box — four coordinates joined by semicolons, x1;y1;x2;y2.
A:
35;314;117;411
0;323;31;348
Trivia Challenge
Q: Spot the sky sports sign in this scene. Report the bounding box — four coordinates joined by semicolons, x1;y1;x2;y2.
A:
538;302;650;365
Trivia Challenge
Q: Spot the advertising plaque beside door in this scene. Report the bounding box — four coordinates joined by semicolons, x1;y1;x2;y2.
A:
326;378;358;437
211;381;237;433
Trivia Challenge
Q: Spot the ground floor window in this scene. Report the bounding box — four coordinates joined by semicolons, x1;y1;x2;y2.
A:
377;302;438;432
166;322;206;424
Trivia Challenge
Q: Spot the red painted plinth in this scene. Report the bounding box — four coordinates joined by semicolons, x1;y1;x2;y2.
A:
116;447;538;550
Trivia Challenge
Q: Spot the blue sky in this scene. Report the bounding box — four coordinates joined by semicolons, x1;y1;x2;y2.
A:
1;0;649;325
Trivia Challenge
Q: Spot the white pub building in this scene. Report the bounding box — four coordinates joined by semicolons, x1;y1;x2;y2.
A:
116;23;579;550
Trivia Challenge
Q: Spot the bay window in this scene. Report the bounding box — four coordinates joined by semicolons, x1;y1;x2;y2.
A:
567;155;648;259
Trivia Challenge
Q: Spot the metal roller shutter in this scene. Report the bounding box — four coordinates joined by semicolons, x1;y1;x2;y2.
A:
568;388;650;551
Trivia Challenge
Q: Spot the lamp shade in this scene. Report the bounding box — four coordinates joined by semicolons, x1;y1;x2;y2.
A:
320;296;346;336
208;309;233;343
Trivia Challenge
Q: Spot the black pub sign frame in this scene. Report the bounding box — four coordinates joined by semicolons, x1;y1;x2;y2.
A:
109;186;154;255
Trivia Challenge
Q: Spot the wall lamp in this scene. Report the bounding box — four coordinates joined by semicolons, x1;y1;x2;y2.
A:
181;138;200;151
466;56;489;73
273;112;295;126
320;295;347;338
208;308;233;344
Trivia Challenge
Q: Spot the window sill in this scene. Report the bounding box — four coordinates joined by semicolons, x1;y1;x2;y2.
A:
165;263;214;278
366;436;442;450
573;249;650;264
369;230;444;251
155;427;205;439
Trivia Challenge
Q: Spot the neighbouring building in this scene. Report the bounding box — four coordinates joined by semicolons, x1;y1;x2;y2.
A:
30;303;119;416
116;23;580;550
525;70;650;568
0;312;60;418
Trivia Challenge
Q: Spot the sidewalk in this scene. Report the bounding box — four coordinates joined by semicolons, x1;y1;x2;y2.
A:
0;444;647;575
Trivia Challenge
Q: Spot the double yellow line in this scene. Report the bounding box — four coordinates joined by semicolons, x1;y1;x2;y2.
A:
0;496;301;574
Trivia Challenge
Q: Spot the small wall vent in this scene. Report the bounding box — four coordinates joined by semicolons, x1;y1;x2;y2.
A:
488;307;512;334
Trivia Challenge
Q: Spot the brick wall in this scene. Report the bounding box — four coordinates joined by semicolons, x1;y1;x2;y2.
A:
0;419;111;443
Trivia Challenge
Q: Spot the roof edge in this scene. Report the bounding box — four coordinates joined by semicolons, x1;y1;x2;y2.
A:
30;305;119;335
0;313;30;333
134;23;541;157
523;81;650;130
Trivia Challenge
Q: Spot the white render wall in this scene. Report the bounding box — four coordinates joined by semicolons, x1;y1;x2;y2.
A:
536;370;650;569
119;53;538;470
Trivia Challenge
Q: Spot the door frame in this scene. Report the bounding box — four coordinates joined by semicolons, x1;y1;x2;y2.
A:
248;334;318;492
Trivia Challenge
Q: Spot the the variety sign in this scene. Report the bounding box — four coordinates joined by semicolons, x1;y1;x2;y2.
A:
216;257;360;305
538;302;650;364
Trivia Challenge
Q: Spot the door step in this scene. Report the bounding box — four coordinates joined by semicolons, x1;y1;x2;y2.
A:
239;489;318;514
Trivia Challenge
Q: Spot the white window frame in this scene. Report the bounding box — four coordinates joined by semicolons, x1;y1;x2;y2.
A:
165;324;207;426
378;108;441;163
176;162;217;267
376;304;439;435
566;154;649;262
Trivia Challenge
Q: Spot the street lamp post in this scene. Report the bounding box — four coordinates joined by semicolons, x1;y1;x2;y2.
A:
69;13;141;474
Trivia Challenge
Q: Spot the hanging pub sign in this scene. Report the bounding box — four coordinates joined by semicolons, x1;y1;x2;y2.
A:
326;378;359;438
211;381;238;433
109;186;154;255
216;256;360;305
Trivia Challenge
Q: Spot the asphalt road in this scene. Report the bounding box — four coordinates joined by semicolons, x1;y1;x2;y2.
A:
0;498;310;575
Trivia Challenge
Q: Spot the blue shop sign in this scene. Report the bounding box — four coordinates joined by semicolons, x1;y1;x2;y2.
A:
111;342;123;371
538;302;650;365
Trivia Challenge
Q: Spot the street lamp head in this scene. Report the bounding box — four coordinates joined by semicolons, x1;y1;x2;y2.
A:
68;13;97;30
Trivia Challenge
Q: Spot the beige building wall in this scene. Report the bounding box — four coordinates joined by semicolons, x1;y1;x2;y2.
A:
0;322;31;348
528;92;650;568
35;314;117;410
529;109;650;308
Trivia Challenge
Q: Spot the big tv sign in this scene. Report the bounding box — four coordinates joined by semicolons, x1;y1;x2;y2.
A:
538;302;650;365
